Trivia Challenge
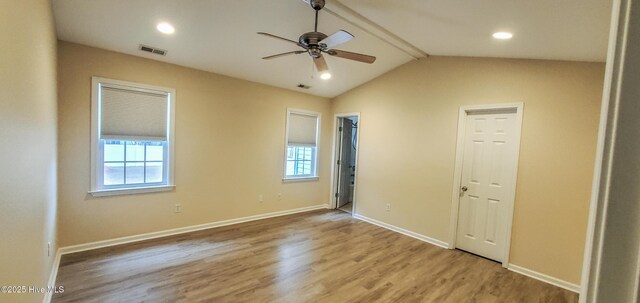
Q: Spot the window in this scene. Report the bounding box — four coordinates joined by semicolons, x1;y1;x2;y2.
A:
90;77;175;196
284;109;320;181
103;141;165;185
286;146;315;176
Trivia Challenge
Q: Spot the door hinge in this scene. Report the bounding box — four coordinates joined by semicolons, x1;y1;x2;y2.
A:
339;126;343;131
335;193;339;198
337;160;341;165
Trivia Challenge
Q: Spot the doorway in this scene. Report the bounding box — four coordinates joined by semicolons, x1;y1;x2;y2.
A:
448;104;523;265
331;113;360;214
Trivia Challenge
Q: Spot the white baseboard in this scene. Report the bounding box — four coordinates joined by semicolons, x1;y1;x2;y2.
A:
508;264;580;293
59;204;329;255
43;249;62;303
353;214;449;249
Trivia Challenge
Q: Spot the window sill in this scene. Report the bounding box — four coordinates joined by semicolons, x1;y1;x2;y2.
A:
282;177;319;183
89;185;175;197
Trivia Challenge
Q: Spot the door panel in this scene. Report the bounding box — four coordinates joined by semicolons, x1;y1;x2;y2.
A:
456;111;517;262
470;141;484;183
485;199;499;244
464;195;479;238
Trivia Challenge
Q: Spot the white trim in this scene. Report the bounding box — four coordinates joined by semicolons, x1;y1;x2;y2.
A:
447;102;524;269
508;264;581;293
354;214;449;249
58;204;328;255
634;247;640;303
89;185;175;197
167;83;176;187
282;177;319;183
92;77;175;94
579;0;623;301
283;108;321;180
90;77;176;193
43;249;62;303
328;112;361;214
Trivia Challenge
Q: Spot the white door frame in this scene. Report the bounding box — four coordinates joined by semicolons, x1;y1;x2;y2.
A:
329;112;361;213
579;0;635;301
447;103;524;267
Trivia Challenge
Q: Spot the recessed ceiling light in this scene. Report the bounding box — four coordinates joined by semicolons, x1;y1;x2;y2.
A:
492;32;513;40
320;72;332;80
157;22;175;34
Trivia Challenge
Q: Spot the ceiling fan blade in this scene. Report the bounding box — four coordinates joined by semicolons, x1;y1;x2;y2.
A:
319;30;354;49
327;49;376;64
313;55;329;73
262;51;306;60
257;32;303;47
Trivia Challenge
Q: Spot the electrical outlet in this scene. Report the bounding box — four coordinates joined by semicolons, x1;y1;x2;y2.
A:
277;193;282;201
259;194;264;203
175;203;182;213
47;242;51;257
385;203;391;212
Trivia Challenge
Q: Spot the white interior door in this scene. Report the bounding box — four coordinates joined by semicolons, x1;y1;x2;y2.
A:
456;110;518;262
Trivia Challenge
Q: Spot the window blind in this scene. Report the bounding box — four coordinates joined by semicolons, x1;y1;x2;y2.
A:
288;113;318;146
100;86;169;141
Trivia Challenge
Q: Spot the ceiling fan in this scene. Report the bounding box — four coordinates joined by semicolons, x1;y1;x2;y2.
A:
258;0;376;79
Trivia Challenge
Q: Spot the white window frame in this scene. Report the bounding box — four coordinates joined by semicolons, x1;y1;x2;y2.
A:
283;108;321;182
89;77;176;197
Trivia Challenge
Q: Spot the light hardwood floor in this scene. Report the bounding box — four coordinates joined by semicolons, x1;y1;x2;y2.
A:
338;202;353;214
53;210;578;302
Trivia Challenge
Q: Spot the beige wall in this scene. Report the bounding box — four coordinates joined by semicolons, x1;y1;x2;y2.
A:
56;39;602;286
332;56;604;284
57;42;332;247
0;0;58;302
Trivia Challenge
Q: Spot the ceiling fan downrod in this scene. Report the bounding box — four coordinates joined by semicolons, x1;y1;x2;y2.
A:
310;0;325;32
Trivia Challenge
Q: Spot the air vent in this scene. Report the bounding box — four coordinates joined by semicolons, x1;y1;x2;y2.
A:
297;84;311;89
139;44;167;56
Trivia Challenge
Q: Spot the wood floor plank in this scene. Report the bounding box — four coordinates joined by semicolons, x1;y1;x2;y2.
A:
53;210;578;302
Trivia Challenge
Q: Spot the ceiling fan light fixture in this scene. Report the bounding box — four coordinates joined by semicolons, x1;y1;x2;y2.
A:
157;22;175;34
258;1;376;75
492;32;513;40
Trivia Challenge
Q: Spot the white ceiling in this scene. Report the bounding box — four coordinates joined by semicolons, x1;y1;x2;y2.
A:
340;0;612;62
52;0;612;98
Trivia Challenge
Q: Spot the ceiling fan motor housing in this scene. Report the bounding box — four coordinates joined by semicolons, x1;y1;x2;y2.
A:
300;32;328;58
299;31;329;50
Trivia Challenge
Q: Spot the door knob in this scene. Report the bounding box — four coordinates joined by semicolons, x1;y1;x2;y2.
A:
461;186;468;192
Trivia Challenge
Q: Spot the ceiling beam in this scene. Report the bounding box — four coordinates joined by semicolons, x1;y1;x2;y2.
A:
325;0;429;59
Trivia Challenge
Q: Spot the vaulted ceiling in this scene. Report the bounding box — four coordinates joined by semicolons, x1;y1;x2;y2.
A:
53;0;612;98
